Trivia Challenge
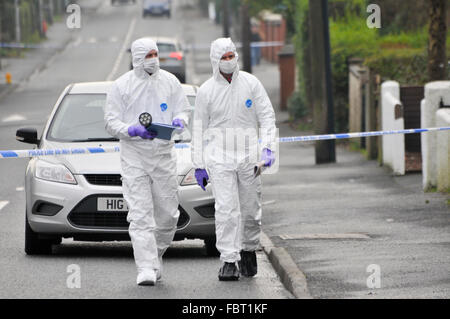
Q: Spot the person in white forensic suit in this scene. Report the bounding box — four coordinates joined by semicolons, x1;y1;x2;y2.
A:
104;37;190;286
191;38;277;281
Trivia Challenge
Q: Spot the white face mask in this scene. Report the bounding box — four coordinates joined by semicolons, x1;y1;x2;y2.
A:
219;58;237;74
143;57;160;74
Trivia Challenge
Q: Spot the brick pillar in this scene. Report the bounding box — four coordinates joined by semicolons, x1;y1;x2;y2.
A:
278;44;296;111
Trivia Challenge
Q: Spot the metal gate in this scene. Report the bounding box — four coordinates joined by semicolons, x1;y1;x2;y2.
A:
400;86;424;172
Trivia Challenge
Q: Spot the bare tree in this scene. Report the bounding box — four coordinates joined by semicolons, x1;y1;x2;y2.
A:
428;0;447;81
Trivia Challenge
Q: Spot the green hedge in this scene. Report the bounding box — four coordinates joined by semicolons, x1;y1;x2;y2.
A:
241;0;446;132
289;0;448;133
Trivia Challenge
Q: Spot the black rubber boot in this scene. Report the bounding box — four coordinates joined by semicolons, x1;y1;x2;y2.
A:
239;250;257;277
218;262;240;281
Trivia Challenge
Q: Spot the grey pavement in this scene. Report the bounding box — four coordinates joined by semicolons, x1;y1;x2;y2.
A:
256;62;450;298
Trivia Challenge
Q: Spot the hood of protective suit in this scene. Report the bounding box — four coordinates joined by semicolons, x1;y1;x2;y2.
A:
210;38;239;80
131;37;159;72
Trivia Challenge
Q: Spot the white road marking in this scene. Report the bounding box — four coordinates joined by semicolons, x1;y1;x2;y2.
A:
0;201;9;211
110;37;118;43
2;114;27;123
106;18;137;81
16;187;24;192
262;200;276;206
87;37;97;44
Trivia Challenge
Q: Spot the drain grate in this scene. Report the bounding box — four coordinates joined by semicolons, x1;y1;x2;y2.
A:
279;233;371;240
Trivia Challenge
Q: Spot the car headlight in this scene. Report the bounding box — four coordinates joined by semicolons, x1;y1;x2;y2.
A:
180;168;197;186
35;160;77;185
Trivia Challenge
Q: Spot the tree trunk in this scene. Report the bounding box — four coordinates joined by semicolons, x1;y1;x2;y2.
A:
240;3;252;73
428;0;447;81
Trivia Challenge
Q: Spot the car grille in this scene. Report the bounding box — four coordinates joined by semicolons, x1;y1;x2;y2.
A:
68;195;190;229
69;211;129;228
84;174;122;186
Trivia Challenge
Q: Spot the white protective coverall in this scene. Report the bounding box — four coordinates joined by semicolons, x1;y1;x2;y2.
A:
192;38;277;263
104;38;190;274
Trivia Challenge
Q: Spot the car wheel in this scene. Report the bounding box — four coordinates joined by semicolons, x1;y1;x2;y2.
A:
204;237;220;257
25;214;53;255
167;11;171;18
178;74;186;83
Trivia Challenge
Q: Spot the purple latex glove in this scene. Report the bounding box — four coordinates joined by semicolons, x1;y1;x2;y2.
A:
172;118;185;130
261;148;275;167
128;125;157;139
195;169;209;191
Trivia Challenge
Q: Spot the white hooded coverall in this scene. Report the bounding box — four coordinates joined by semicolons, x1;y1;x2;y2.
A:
104;38;190;274
192;38;277;263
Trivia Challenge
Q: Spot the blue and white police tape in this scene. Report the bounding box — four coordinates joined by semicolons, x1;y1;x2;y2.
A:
0;127;449;159
0;42;65;50
0;146;120;159
185;41;285;51
278;127;450;143
1;41;284;51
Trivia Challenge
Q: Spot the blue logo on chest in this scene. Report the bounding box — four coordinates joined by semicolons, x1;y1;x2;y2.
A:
246;99;253;108
160;103;168;112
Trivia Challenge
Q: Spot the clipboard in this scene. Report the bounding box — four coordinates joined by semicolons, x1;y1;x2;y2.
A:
147;123;177;141
254;161;266;178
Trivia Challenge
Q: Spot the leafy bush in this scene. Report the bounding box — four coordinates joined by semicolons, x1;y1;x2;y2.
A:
287;90;308;119
248;0;448;131
329;13;379;131
365;48;428;85
291;0;447;131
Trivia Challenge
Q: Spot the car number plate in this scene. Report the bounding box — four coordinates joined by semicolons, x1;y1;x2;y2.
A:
97;198;129;212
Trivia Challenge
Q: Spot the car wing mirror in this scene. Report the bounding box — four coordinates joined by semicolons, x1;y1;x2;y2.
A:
16;127;40;145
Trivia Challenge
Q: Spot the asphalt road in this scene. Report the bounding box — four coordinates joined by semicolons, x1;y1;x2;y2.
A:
0;0;292;299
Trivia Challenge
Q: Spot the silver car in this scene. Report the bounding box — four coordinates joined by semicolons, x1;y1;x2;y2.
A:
18;82;217;256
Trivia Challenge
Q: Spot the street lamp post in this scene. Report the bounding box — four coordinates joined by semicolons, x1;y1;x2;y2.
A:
222;0;230;37
308;0;336;164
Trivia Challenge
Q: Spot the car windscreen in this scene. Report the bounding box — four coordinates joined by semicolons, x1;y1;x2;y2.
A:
46;94;114;142
158;43;177;53
145;0;168;5
187;95;195;107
